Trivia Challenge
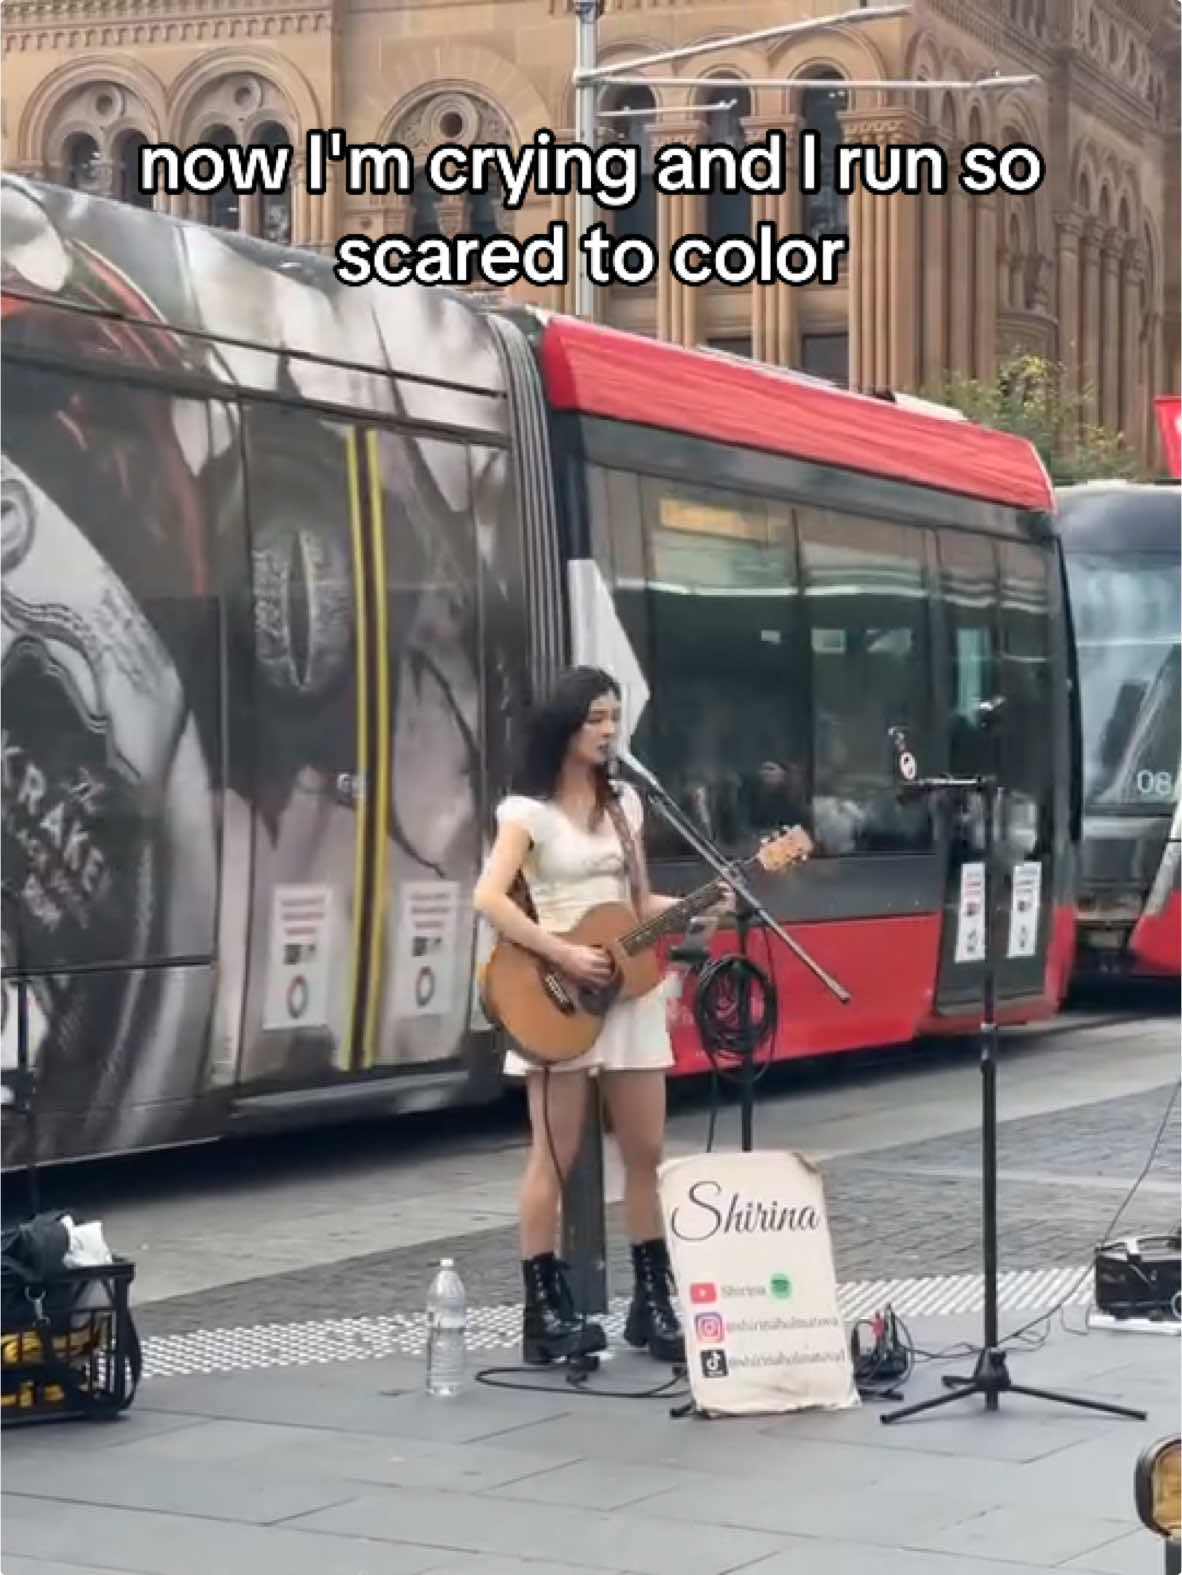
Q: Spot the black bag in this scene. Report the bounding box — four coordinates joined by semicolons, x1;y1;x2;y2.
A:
1;1209;142;1424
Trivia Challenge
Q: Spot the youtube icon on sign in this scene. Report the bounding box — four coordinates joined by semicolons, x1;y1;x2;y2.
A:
690;1282;717;1304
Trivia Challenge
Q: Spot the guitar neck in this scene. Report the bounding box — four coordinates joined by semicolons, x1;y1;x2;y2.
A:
620;867;746;958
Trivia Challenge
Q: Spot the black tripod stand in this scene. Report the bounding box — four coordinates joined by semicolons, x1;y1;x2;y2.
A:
879;712;1146;1426
613;751;850;1154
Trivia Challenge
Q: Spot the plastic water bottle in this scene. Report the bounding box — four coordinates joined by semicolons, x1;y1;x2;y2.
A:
425;1258;467;1396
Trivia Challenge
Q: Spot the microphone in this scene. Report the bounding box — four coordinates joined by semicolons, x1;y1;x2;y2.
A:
610;748;662;793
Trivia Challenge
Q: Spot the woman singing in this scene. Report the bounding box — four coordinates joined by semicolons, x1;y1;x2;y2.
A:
474;667;733;1366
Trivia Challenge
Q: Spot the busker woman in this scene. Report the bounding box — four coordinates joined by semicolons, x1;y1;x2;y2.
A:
474;666;733;1365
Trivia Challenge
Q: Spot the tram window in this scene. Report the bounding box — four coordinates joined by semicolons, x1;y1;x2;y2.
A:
798;509;933;855
1065;547;1181;810
583;466;657;777
938;530;998;786
999;542;1052;856
1;365;223;970
635;476;808;859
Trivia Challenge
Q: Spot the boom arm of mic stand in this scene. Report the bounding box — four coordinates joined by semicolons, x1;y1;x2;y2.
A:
631;777;851;1005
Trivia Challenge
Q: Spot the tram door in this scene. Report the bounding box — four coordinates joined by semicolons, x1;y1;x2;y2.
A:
235;408;376;1086
933;532;1057;1013
361;430;486;1073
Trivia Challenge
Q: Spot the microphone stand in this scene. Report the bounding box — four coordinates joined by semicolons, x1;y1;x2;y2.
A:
617;756;850;1155
878;722;1145;1427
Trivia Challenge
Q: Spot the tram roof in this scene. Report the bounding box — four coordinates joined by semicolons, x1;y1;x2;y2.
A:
537;313;1055;515
1055;478;1181;555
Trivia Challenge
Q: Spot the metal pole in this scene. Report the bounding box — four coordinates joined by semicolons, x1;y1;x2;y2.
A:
566;0;608;1290
561;1080;608;1316
574;4;909;82
573;0;600;321
587;74;1040;92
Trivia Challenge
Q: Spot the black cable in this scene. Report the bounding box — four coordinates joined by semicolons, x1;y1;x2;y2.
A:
900;1079;1182;1368
991;1078;1181;1349
693;952;778;1061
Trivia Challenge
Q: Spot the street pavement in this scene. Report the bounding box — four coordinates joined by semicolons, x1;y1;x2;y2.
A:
2;1003;1179;1574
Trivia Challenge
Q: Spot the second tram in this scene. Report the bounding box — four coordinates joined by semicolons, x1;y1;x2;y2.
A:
1057;481;1181;980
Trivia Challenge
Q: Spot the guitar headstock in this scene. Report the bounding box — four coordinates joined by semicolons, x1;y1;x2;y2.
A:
755;825;813;871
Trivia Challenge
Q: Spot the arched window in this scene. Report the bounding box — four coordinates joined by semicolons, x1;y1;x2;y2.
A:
201;124;240;230
63;131;100;190
467;186;508;241
602;85;657;255
113;130;152;209
410;183;438;239
253;121;292;244
700;80;752;243
799;71;848;242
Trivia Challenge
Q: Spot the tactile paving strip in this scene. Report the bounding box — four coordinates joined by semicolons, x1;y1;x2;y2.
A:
138;1263;1095;1379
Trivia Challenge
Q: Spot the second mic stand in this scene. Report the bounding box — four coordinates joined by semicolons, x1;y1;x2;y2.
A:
629;770;850;1153
879;747;1145;1427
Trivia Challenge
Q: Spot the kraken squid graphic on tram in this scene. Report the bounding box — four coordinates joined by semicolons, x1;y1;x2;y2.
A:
1;173;532;1164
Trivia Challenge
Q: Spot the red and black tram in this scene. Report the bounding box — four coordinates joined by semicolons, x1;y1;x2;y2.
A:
1;176;1076;1164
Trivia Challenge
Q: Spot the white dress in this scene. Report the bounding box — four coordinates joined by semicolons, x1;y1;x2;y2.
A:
495;784;675;1079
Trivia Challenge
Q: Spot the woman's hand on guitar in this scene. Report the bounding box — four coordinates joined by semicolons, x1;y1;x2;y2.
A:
558;942;615;986
713;883;738;917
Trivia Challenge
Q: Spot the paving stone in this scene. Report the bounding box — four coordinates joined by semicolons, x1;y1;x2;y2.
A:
908;1504;1143;1567
288;1484;789;1575
1063;1530;1177;1574
1;1455;354;1527
0;1498;443;1575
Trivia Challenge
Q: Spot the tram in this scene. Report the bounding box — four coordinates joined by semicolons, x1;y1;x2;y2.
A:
1057;481;1181;980
1;176;1076;1165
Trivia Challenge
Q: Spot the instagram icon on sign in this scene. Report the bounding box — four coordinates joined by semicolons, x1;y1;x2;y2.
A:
694;1311;725;1343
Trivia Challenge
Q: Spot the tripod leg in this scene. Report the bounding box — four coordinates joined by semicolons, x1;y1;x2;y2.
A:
1006;1384;1147;1421
881;1380;981;1424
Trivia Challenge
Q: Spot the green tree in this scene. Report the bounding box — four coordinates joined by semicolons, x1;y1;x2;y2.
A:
928;353;1143;485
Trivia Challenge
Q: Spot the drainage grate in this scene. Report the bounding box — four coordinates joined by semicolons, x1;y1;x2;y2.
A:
138;1264;1094;1380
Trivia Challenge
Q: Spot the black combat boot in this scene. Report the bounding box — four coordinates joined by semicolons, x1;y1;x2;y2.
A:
623;1238;686;1363
521;1252;607;1366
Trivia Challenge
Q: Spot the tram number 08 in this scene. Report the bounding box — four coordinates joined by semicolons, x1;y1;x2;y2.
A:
1136;770;1177;799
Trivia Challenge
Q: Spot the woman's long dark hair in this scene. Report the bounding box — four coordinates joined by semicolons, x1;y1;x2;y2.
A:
513;666;621;827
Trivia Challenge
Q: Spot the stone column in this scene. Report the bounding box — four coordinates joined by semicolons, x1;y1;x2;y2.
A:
1120;244;1143;444
945;144;973;379
921;132;950;393
289;153;310;248
654;117;705;346
973;189;998;383
1079;219;1102;425
1054;210;1082;395
1143;310;1160;468
1099;230;1121;431
840;108;924;391
743;112;801;367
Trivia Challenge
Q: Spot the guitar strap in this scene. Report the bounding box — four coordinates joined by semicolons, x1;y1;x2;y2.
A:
605;789;643;908
507;868;540;924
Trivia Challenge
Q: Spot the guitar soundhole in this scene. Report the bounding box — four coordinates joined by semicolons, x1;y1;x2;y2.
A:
577;976;623;1016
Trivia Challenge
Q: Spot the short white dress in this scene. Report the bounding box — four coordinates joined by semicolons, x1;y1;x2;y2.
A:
495;783;675;1079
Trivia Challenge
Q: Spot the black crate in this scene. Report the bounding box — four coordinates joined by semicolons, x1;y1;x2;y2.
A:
2;1257;140;1425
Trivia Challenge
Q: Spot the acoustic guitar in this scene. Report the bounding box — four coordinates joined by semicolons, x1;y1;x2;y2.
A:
481;826;812;1065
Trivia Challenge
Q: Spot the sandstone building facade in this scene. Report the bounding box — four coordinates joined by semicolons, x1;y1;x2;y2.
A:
3;0;1178;465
